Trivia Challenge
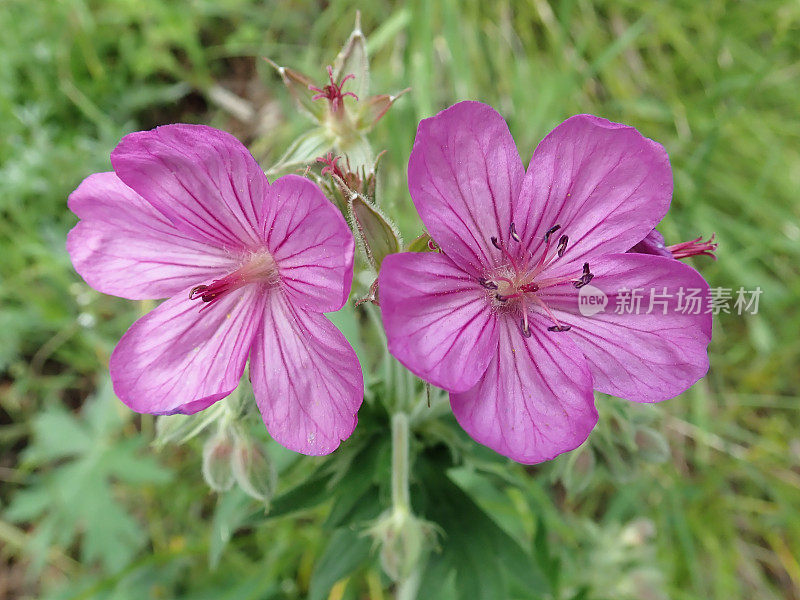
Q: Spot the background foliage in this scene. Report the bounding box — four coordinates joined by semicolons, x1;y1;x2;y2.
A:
1;1;798;598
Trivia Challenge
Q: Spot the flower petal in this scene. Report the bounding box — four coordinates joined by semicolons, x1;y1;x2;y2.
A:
109;287;264;415
516;115;672;263
541;253;711;402
407;101;525;275
450;313;597;464
67;172;235;300
250;292;363;455
379;252;499;393
111;124;267;250
628;229;672;258
261;175;355;312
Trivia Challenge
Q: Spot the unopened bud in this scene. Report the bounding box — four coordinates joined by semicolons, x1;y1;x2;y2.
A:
202;425;235;492
231;432;278;503
368;508;437;582
634;426;670;464
349;192;401;271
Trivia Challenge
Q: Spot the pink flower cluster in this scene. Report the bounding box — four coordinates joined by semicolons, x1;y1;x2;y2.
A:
68;102;712;463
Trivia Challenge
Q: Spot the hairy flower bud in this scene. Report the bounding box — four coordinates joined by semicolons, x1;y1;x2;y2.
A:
349;191;401;271
368;508;438;582
202;425;236;492
231;431;278;503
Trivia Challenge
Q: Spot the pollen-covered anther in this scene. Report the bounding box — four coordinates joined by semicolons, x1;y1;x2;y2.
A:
544;224;561;242
556;235;569;258
573;262;594;289
478;277;498;290
520;317;532;338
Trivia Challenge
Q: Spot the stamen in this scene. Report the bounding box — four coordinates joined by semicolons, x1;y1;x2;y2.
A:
520;317;531;338
490;235;519;270
478;277;498;290
189;285;208;300
573;262;594;288
547;325;572;332
544;224;561;242
510;222;521;242
556;235;569;258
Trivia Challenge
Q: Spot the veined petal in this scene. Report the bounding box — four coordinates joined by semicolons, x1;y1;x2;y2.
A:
450;313;597;464
111;124;267;250
109;286;264;415
407;101;524;275
516;115;672;264
541;253;711;402
250;292;363;456
379;252;498;393
262;175;354;313
67;172;235;300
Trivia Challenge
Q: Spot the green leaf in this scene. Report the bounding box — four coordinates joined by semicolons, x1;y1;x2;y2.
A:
416;452;551;600
209;488;254;569
308;527;372;600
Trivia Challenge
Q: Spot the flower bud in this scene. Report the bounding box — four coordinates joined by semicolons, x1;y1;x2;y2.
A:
202;425;235;492
231;432;278;503
349;192;401;271
634;426;670;464
368;508;437;582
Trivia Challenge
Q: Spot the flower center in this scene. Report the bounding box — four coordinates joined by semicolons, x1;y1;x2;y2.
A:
189;251;279;309
479;222;594;337
309;65;359;113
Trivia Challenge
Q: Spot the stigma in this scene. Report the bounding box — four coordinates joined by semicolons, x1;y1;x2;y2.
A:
479;221;593;337
189;251;279;309
309;65;359;113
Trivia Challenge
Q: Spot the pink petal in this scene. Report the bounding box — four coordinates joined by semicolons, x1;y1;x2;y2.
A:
111;124;267;250
261;175;354;313
541;253;711;402
516;115;673;264
450;313;597;464
407;101;524;275
67;172;235;300
379;252;499;393
109;287;264;415
250;292;363;455
628;228;672;258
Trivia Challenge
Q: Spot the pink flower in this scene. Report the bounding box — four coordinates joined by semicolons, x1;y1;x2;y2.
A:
67;125;363;455
379;102;712;464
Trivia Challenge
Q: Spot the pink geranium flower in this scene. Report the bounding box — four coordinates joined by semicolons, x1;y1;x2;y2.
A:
379;102;712;464
67;125;363;455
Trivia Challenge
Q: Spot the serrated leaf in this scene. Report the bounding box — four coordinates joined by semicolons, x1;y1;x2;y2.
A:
417;453;550;600
24;408;91;463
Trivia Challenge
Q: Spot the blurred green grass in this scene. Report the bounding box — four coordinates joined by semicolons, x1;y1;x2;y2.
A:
1;1;799;599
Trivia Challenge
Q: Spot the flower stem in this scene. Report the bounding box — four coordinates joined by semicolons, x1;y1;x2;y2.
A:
391;412;410;512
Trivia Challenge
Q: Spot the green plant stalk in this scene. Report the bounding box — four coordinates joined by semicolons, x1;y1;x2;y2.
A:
390;411;423;599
